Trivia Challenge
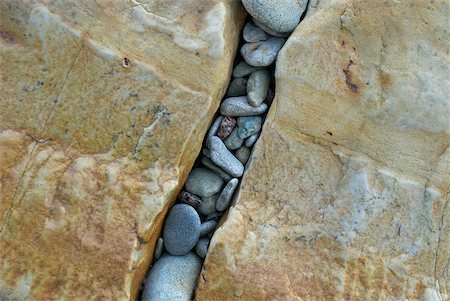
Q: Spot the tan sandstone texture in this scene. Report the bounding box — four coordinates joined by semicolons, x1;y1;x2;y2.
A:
0;0;245;300
197;0;450;300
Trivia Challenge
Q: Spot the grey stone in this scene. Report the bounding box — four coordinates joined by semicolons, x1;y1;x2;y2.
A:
243;21;269;42
252;17;291;37
198;192;219;216
209;137;244;178
163;204;201;256
247;70;271;107
241;37;285;67
202;148;211;158
154;237;164;261
242;0;307;33
185;168;224;197
200;156;232;181
223;127;244;150
237;116;263;139
195;238;210;259
235;146;251;164
142;252;202;301
206;211;223;221
200;220;218;237
220;96;268;117
226;77;247;97
232;61;263;78
245;132;259;148
206;115;223;146
216;178;239;211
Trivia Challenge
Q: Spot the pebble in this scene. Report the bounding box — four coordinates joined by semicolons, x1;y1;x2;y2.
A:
163;204;201;256
241;37;285;67
242;0;305;33
200;156;232;181
237;116;262;139
217;116;237;139
252;17;291;38
185;168;224;197
206;115;223;146
247;70;270;107
245;132;259;148
200;220;218;237
142;252;202;301
226;77;247;97
206;211;223;221
209;136;244;178
202;148;211;158
232;61;263;78
220;96;268;117
216;178;239;211
153;237;164;261
224;127;244;150
198;192;219;216
243;21;269;42
195;238;210;259
235;146;251;164
178;191;203;208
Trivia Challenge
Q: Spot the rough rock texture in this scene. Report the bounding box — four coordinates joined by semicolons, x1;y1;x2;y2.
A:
0;0;245;300
196;0;450;300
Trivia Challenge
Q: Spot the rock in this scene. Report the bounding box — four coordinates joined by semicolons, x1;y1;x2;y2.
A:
217;116;237;139
142;252;202;301
200;220;218;237
247;70;271;107
232;61;264;78
252;17;291;38
153;237;164;261
198;193;220;216
185;168;224;197
206;212;224;222
241;38;285;67
237;116;263;139
195;238;210;259
209;137;245;178
163;204;201;256
178;191;203;208
200;156;232;181
202;148;211;158
220;96;268;117
226;78;248;97
206;116;224;146
196;1;450;300
223;128;244;150
216;178;239;211
243;21;269;43
235;146;251;164
242;0;307;33
244;133;260;148
0;0;245;299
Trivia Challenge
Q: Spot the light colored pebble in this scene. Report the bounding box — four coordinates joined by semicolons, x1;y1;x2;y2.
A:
185;167;224;197
220;96;268;117
200;156;232;181
209;136;244;178
232;61;263;78
241;37;285;67
247;70;270;107
252;17;291;37
245;132;259;148
206;115;223;146
195;238;210;259
235;146;251;164
200;220;218;237
224;127;244;150
226;77;247;96
198;192;219;216
154;237;164;261
237;116;262;139
216;178;239;211
243;21;269;42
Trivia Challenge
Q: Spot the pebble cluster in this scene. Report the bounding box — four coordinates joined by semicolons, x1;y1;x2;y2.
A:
142;1;302;299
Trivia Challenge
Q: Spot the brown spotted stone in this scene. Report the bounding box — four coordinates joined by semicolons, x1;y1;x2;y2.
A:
217;116;237;139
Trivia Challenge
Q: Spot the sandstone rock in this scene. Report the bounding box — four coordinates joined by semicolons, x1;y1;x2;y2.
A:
0;0;245;300
196;0;450;300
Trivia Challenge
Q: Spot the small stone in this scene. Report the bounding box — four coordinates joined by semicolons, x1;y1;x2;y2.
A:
237;116;263;139
206;115;223;146
198;193;219;216
142;252;202;301
153;237;164;261
247;70;271;107
200;220;218;237
245;132;259;148
185;168;224;197
226;78;247;97
235;146;251;164
216;178;239;211
220;96;268;117
241;38;285;67
206;211;223;221
232;61;263;78
252;17;291;38
224;127;244;150
209;137;244;178
163;204;201;256
195;238;210;259
217;116;237;139
200;156;232;181
178;191;203;208
243;21;269;42
202;148;211;158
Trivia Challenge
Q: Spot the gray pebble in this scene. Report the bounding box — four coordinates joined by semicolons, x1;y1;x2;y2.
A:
200;156;232;181
206;211;223;221
243;21;269;42
185;168;224;197
220;96;268;117
216;178;239;211
241;37;285;67
247;70;270;107
226;77;247;97
237;116;262;139
195;238;210;259
235;146;251;164
202;148;211;158
223;127;244;150
200;220;218;237
154;237;164;261
198;192;219;216
232;61;263;78
242;0;307;33
245;132;259;148
142;252;202;301
209;136;244;178
206;115;223;146
163;204;201;256
252;17;291;38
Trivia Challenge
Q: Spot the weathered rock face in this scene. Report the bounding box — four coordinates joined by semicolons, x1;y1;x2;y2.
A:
0;0;245;300
196;0;449;300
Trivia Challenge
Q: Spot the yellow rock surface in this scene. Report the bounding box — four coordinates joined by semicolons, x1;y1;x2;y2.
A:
0;0;245;300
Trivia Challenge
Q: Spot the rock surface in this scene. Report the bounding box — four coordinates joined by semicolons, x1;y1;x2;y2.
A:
196;0;450;300
0;0;245;300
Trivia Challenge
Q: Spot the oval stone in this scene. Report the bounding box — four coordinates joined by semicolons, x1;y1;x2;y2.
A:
185;168;224;197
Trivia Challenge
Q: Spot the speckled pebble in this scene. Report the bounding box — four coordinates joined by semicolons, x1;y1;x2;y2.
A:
185;168;224;197
243;21;269;42
178;191;203;208
237;116;262;139
154;237;164;261
200;220;218;237
245;132;259;148
200;156;232;181
235;146;251;164
241;37;285;67
252;17;291;38
220;96;268;117
232;61;263;78
198;192;219;216
195;238;210;259
206;115;223;146
247;70;270;107
226;77;247;97
217;116;237;139
224;127;244;150
209;136;244;178
216;178;239;211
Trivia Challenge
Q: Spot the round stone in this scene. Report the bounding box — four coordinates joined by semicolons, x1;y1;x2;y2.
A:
241;38;285;67
195;238;210;259
237;116;263;139
252;17;291;37
220;96;268;117
224;127;244;150
198;192;220;216
247;70;271;107
245;132;259;148
185;168;224;197
232;61;263;78
235;146;251;164
200;220;218;237
226;77;247;97
243;21;269;42
163;204;201;256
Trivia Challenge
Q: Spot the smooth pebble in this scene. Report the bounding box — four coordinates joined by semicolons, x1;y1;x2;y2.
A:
209;136;244;178
216;178;239;211
232;61;263;78
178;191;203;208
247;70;270;107
198;192;219;216
252;17;291;37
200;156;232;181
206;115;223;146
206;211;223;221
202;148;211;158
237;116;262;139
241;37;285;67
224;127;244;150
235;146;251;164
226;77;247;97
185;168;224;197
200;220;218;237
243;21;269;42
245;132;259;148
154;237;164;261
220;96;268;117
195;238;210;259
